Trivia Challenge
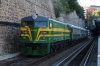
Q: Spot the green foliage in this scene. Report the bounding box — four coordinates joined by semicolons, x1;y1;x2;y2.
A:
76;6;85;19
54;5;61;17
67;0;77;11
53;0;62;17
60;0;71;14
92;10;100;18
53;0;85;19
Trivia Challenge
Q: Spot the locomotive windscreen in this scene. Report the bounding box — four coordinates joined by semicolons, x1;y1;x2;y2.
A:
35;21;47;27
23;21;33;27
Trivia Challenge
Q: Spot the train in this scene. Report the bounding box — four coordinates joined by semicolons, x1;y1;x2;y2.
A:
20;15;88;56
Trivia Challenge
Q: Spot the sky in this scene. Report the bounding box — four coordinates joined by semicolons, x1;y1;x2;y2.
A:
78;0;100;6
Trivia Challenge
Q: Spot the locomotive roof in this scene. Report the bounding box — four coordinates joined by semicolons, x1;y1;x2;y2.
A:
49;19;68;25
21;15;49;21
67;23;87;31
49;19;87;31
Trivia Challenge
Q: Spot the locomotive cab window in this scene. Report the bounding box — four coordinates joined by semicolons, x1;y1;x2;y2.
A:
23;21;33;27
35;21;47;27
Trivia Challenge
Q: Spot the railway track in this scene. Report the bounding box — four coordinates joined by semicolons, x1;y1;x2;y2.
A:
0;38;92;66
51;38;96;66
79;38;97;66
0;56;41;66
0;56;27;66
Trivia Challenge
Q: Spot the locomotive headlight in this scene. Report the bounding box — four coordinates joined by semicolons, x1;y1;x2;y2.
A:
23;31;28;34
23;37;26;39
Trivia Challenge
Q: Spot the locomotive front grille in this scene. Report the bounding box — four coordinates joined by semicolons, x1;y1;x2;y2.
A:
25;43;47;50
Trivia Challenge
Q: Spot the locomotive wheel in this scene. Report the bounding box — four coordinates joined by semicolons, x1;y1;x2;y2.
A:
50;44;55;53
50;48;54;53
54;45;57;52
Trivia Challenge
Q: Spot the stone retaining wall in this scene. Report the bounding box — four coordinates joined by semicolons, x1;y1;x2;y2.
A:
0;21;19;55
0;0;55;22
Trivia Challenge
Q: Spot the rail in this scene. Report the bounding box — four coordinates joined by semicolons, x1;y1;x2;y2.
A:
51;38;95;66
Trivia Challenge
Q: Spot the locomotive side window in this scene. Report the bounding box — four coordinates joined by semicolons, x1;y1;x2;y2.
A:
35;22;46;27
50;22;52;28
23;21;33;27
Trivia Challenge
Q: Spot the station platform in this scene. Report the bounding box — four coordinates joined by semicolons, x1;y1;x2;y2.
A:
0;52;20;61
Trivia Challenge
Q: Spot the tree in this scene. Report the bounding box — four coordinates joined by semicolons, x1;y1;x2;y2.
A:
53;0;85;19
92;10;100;18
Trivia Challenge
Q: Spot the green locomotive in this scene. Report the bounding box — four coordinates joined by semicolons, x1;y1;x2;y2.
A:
20;15;88;56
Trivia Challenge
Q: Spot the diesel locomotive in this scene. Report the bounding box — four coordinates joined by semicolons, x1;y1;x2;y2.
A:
20;15;88;56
